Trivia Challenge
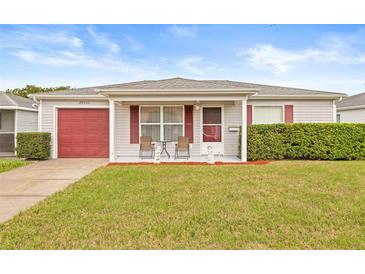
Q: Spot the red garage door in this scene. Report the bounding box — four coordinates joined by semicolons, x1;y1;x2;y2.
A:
58;109;109;158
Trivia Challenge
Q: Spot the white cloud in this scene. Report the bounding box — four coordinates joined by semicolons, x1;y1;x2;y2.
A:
0;29;83;49
239;45;322;75
11;49;159;78
167;25;197;38
87;27;120;53
239;33;365;75
124;35;142;51
177;56;223;75
39;32;83;48
177;56;204;75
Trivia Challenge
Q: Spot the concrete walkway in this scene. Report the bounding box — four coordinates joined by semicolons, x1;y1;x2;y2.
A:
0;158;108;223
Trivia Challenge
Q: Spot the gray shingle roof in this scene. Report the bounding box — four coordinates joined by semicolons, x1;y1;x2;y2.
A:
337;92;365;108
31;77;346;97
0;92;38;110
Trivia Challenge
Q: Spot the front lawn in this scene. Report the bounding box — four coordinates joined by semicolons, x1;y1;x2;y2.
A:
0;161;364;249
0;159;30;173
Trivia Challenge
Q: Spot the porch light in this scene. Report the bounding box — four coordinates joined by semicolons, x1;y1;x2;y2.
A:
194;104;201;110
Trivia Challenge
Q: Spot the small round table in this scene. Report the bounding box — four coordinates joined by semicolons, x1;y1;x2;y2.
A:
158;140;173;159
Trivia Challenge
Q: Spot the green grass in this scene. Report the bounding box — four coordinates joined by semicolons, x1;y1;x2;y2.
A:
0;161;364;249
0;159;30;173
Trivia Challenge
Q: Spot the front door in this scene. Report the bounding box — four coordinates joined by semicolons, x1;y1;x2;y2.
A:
201;107;223;155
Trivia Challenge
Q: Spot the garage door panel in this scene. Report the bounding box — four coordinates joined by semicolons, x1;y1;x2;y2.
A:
58;109;109;158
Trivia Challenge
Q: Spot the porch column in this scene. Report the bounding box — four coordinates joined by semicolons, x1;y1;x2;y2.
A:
109;99;115;162
241;98;247;162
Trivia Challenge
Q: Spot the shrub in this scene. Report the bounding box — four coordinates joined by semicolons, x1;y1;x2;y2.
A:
241;123;365;160
16;132;51;160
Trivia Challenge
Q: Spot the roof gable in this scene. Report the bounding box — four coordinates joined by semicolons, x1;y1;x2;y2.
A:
0;92;38;110
337;92;365;108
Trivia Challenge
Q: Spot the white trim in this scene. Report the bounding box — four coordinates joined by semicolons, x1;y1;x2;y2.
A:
0;106;38;112
52;105;109;159
252;104;285;125
38;100;42;131
14;110;17;156
251;94;344;100
332;100;337;123
31;95;105;100
99;88;258;94
241;99;247;162
113;95;250;102
109;100;115;162
337;105;365;111
200;105;225;155
139;105;185;142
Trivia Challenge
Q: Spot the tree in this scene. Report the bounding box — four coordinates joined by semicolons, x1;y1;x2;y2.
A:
6;85;70;98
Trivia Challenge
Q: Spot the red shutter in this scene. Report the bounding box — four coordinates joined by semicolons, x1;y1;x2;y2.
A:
247;105;253;125
284;105;294;123
130;105;139;144
184;105;194;143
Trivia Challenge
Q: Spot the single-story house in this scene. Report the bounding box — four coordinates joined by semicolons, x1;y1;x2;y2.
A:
0;92;38;156
337;92;365;123
31;78;345;163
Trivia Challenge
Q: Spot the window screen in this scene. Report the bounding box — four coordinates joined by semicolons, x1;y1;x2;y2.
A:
253;106;283;124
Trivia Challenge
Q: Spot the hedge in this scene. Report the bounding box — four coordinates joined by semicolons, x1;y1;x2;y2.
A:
16;132;51;160
242;123;365;160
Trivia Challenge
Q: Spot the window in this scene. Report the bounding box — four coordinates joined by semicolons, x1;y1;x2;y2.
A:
336;114;341;123
140;106;160;141
0;112;2;129
140;106;183;141
202;107;222;142
253;106;283;124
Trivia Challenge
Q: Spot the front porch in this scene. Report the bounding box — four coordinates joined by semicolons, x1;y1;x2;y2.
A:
115;155;241;163
109;98;249;163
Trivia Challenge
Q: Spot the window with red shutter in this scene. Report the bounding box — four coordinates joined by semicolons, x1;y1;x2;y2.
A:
247;105;253;125
184;105;194;143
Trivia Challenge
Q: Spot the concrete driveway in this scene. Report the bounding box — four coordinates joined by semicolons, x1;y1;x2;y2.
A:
0;158;108;223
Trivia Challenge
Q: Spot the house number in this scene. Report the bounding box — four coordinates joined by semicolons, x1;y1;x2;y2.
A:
79;101;90;104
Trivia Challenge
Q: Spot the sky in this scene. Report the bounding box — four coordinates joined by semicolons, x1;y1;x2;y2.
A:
0;24;364;95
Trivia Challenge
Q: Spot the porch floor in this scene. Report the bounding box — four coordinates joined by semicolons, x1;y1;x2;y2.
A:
0;152;16;158
114;155;241;163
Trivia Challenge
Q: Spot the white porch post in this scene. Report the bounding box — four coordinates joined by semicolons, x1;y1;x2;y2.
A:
109;99;115;162
241;98;247;162
333;99;337;122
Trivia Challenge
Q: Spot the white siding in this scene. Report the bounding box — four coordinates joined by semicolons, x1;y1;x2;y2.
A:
248;99;335;123
16;110;38;132
338;108;365;123
224;102;241;156
115;103;139;156
40;99;109;158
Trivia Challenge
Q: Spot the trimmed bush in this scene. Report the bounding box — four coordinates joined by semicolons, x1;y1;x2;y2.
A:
16;132;51;160
243;123;365;160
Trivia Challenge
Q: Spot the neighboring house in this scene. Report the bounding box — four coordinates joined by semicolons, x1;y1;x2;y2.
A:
0;92;38;155
31;78;345;162
337;92;365;123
